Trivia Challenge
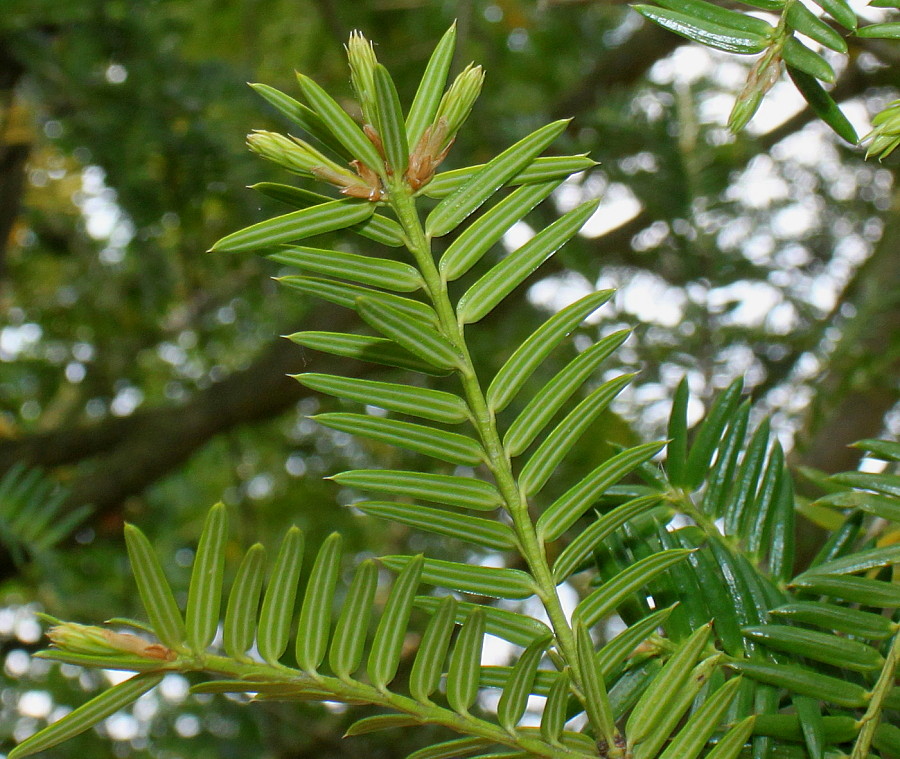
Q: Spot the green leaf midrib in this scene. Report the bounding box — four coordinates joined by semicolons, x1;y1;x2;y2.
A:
387;179;604;742
163;652;596;759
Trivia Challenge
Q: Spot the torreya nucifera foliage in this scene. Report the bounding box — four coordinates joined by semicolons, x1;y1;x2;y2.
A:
13;26;900;759
632;0;899;150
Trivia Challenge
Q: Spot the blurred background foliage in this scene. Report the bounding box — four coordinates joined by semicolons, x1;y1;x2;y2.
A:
0;0;897;756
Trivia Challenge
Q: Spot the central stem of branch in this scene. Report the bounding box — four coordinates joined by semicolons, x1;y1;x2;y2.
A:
388;184;610;744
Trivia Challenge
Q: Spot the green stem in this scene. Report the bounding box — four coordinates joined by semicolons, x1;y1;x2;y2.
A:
389;184;618;750
670;489;717;536
671;489;755;562
775;0;797;39
183;653;593;759
851;630;900;759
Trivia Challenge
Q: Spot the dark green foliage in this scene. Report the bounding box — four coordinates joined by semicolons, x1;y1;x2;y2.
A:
6;19;899;759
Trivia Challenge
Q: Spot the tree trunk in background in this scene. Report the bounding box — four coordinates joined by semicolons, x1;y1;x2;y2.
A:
795;187;900;475
790;188;900;570
0;40;27;280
